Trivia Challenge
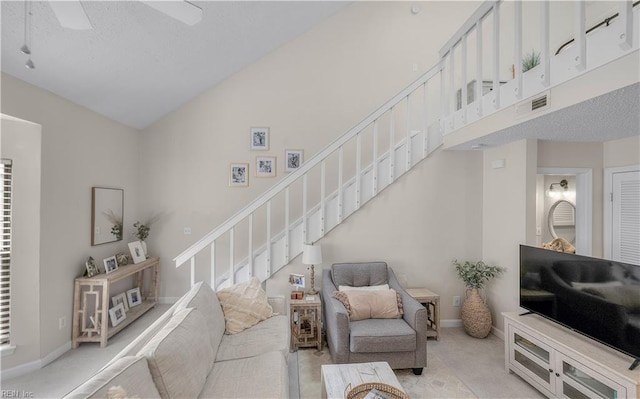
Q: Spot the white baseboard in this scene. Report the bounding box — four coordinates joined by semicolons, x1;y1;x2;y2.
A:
440;319;505;340
491;326;505;340
441;319;462;328
1;359;41;380
1;341;71;380
42;341;71;367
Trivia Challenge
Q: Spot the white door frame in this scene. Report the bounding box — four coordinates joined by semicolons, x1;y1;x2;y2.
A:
538;167;593;256
603;164;640;260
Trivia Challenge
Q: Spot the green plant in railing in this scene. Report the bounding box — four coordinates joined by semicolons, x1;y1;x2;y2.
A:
522;50;541;72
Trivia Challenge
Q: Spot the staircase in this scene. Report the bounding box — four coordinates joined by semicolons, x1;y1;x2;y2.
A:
174;0;639;290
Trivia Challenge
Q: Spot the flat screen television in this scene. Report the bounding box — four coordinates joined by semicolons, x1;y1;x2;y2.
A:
519;245;640;370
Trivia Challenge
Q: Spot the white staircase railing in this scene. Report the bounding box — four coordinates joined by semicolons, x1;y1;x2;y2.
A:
174;62;445;289
175;0;638;290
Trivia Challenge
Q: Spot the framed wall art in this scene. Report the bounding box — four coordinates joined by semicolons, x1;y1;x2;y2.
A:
255;156;276;178
250;127;269;150
229;163;249;187
285;149;303;172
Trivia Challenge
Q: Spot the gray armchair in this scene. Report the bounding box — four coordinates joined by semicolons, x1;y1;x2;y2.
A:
322;262;427;375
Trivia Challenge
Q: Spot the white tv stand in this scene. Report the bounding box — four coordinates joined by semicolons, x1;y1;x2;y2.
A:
503;312;640;399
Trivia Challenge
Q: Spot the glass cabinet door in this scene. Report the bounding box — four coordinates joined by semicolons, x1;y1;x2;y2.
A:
558;359;625;399
510;326;554;389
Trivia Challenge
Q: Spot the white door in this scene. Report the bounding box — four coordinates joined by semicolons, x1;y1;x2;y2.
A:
612;170;640;264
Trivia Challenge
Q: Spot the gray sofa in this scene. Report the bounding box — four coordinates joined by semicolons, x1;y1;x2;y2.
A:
63;281;290;398
322;262;428;375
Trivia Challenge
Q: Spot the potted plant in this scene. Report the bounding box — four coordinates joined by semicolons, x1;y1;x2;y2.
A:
133;217;157;257
522;50;541;73
452;259;504;338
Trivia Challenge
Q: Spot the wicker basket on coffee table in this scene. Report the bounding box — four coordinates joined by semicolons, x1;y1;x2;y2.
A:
345;382;409;399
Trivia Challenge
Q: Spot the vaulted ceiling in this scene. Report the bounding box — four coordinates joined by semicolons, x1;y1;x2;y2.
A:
1;1;348;129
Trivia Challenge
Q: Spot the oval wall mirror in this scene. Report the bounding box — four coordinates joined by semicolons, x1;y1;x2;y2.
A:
91;187;124;246
548;199;576;244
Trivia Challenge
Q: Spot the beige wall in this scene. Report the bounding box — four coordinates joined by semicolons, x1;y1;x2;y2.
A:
1;74;141;362
603;136;640;168
1;116;42;370
139;1;481;300
482;139;538;334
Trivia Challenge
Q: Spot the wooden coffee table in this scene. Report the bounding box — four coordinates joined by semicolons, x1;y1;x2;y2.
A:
321;362;406;399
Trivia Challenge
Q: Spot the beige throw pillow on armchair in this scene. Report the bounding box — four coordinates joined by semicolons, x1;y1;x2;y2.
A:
336;289;402;321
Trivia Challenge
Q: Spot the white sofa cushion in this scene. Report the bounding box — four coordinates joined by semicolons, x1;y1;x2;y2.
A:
106;281;207;367
63;356;160;399
138;307;214;399
200;351;288;399
182;281;226;352
215;314;289;362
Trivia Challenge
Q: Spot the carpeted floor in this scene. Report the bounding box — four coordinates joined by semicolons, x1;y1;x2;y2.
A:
295;327;544;399
297;348;477;398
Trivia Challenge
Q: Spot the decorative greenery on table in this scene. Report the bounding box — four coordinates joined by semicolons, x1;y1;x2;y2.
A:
133;221;151;241
133;215;159;241
452;259;504;289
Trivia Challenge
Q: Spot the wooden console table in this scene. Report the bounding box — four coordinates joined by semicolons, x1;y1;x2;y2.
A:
72;257;159;348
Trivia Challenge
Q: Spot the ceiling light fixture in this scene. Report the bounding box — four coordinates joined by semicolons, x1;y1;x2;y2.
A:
21;0;35;69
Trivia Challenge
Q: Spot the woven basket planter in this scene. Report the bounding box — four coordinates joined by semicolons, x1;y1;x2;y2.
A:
461;288;492;338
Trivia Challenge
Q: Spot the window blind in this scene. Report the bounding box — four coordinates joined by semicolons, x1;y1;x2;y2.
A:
1;160;13;346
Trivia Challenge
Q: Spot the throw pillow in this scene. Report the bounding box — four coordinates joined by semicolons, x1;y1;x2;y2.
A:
339;284;390;292
333;289;402;321
216;277;274;334
333;291;351;313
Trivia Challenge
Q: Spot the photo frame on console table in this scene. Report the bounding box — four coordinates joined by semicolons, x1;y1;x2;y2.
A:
109;303;126;327
103;256;118;274
111;292;129;312
128;241;146;264
127;287;142;308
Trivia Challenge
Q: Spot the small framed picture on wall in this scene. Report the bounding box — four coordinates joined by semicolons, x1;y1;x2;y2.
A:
285;149;303;172
229;163;249;187
250;127;269;150
255;156;276;178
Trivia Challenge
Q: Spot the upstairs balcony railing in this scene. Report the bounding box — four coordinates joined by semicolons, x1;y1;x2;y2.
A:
174;0;638;290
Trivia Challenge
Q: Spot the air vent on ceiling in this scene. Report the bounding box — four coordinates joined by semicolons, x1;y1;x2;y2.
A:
515;91;550;118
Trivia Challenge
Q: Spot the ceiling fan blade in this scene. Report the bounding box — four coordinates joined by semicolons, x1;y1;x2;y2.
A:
141;1;202;26
49;0;92;30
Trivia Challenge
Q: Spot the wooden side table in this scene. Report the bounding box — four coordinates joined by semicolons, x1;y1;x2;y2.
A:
406;288;440;340
290;294;322;351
